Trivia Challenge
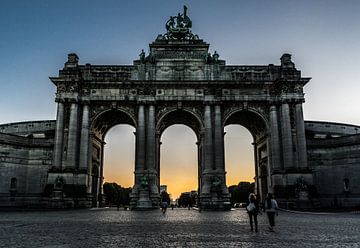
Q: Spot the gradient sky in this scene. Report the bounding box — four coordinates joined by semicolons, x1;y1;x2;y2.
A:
1;1;359;198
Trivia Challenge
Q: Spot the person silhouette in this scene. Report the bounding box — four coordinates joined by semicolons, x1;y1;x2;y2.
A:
246;193;259;232
264;193;279;232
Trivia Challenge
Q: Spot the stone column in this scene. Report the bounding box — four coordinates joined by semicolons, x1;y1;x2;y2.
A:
269;105;281;171
146;105;158;195
135;104;146;171
204;104;214;171
79;104;90;170
146;105;156;171
214;105;228;195
53;101;65;169
253;142;260;196
280;103;294;169
295;103;308;168
155;132;161;192
98;142;105;207
197;140;202;194
66;102;79;168
214;105;225;171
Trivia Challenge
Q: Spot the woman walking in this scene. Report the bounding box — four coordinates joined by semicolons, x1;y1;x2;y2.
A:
246;193;259;232
264;193;278;232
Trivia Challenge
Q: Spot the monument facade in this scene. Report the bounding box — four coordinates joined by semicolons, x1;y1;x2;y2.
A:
1;7;359;209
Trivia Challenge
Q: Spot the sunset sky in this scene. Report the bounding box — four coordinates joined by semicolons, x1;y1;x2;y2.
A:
1;1;359;199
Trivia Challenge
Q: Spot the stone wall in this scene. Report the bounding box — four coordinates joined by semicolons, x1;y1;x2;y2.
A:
305;121;360;208
0;121;55;207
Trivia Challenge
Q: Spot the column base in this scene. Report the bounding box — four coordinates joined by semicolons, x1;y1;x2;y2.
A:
42;193;93;209
44;172;92;209
130;187;160;210
200;192;231;211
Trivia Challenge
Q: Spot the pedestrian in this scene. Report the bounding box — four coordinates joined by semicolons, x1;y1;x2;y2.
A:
161;198;168;214
264;193;278;232
246;193;259;232
161;201;168;214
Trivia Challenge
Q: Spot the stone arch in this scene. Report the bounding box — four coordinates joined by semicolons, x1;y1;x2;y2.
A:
156;108;204;139
91;108;137;140
223;107;270;201
89;108;137;207
155;107;204;201
223;107;269;138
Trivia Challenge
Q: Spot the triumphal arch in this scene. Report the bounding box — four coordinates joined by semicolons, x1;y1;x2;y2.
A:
48;7;312;209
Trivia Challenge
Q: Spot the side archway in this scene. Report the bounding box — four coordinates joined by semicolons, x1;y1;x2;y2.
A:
224;108;270;201
89;109;137;207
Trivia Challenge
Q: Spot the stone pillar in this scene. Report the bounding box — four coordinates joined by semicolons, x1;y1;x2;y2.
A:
197;141;202;194
155;132;161;192
146;105;158;196
135;104;146;171
79;104;90;170
280;103;294;169
295;103;308;168
253;143;260;196
214;105;228;195
133;104;154;209
98;142;105;207
146;105;156;171
269;105;281;171
66;102;79;168
204;104;214;171
53;101;65;169
214;105;225;171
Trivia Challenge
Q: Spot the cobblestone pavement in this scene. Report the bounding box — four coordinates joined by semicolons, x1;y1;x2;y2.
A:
0;208;359;248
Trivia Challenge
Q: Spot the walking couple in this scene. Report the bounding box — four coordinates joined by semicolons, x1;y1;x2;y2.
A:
246;193;278;232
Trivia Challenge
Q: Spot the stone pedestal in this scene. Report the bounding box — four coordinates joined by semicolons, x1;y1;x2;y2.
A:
45;172;93;208
136;189;154;209
48;190;65;208
200;193;231;210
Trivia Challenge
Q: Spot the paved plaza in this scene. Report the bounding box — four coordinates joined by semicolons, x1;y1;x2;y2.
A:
0;208;359;248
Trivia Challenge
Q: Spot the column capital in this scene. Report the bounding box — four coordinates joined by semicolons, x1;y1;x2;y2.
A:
55;98;65;103
203;100;218;105
269;100;281;106
137;99;156;105
68;98;79;104
81;99;91;105
269;105;278;112
294;99;305;104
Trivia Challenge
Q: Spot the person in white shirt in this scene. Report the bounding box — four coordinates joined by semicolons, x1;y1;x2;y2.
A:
246;193;260;232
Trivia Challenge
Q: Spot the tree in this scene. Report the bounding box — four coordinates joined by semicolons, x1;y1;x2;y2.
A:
103;182;132;206
160;191;170;205
228;182;255;205
177;191;197;207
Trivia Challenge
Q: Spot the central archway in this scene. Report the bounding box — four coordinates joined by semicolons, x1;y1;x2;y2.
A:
156;109;203;205
160;125;198;203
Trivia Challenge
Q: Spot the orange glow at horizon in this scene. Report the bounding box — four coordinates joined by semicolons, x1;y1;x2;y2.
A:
224;125;255;186
103;125;135;188
160;125;198;199
103;124;255;199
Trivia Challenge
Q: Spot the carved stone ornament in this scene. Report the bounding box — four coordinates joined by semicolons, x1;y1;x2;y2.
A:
57;84;66;93
158;6;199;40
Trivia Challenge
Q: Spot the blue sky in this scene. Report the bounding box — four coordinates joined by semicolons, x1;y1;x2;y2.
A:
1;1;360;195
0;0;359;125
